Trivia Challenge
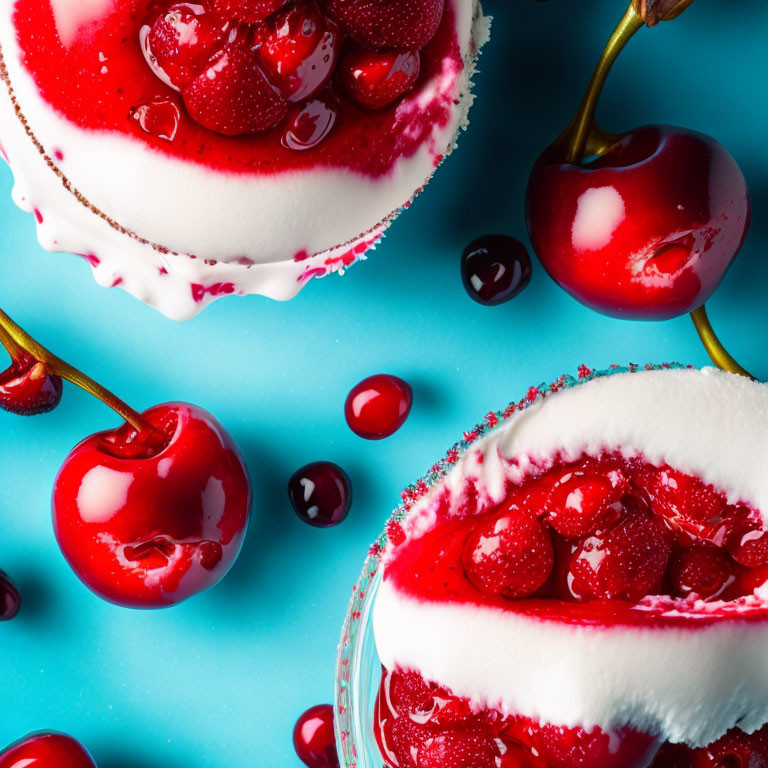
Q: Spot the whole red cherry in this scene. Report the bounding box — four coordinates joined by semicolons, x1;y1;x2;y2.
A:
0;356;62;416
345;374;413;440
293;704;340;768
0;570;21;621
0;732;96;768
526;125;750;320
52;403;251;609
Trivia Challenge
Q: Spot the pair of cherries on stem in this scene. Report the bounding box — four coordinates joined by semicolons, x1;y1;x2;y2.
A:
0;309;252;609
525;0;753;377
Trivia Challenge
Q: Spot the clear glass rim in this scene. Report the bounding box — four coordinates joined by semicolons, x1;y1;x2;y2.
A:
334;547;383;768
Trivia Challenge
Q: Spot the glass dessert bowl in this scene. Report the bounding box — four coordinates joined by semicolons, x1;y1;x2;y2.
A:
0;0;489;319
336;364;768;768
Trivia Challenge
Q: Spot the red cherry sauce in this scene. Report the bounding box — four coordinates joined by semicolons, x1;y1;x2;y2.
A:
12;0;463;177
385;451;768;630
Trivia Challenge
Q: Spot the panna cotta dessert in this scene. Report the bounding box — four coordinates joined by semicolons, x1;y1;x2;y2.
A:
0;0;488;319
371;365;768;768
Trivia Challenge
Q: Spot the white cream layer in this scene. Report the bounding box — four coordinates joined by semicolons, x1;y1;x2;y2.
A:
374;580;768;747
374;367;768;747
0;0;489;319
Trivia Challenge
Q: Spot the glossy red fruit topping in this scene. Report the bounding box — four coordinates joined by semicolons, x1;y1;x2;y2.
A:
323;0;445;50
645;468;728;538
282;93;340;150
568;499;671;601
460;235;533;307
0;732;97;768
375;667;661;768
345;374;413;440
129;98;183;142
337;48;420;110
183;40;288;135
214;0;289;23
463;506;554;598
0;570;21;621
651;725;768;768
669;544;734;599
293;704;340;768
142;2;230;89
533;722;661;768
0;357;63;416
257;2;342;103
526;126;750;320
52;403;251;609
545;465;628;538
288;461;352;527
417;731;499;768
725;513;768;568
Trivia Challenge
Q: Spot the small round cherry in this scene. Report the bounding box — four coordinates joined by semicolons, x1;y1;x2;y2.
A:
345;374;413;440
288;462;352;528
0;570;20;621
461;235;533;306
294;704;340;768
0;344;62;417
0;308;252;609
0;732;97;768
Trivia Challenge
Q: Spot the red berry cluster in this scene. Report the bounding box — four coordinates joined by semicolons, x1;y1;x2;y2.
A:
375;665;768;768
141;0;443;140
461;454;768;604
375;666;659;768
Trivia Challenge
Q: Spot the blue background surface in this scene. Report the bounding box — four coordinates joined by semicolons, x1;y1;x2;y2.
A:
1;0;768;765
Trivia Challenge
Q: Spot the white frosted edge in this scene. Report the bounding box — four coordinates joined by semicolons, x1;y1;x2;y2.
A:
374;367;768;747
0;0;488;319
374;579;768;747
400;367;768;545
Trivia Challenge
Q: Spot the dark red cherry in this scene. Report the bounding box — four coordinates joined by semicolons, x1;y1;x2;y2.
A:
0;732;97;768
0;571;20;621
345;374;413;440
669;545;734;599
182;38;288;135
52;403;252;608
727;519;768;568
0;357;63;416
544;465;628;538
462;505;554;598
461;235;532;306
526;126;750;320
293;704;340;768
213;0;290;23
322;0;445;50
337;48;420;110
257;1;342;103
534;724;661;768
568;499;671;601
142;2;230;89
417;732;499;768
288;462;352;527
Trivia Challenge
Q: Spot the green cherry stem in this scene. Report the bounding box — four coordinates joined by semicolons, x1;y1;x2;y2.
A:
0;307;159;434
564;3;644;164
690;306;755;380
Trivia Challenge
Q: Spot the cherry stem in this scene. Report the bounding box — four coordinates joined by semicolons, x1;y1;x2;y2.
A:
690;306;755;380
564;3;644;164
0;307;159;434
